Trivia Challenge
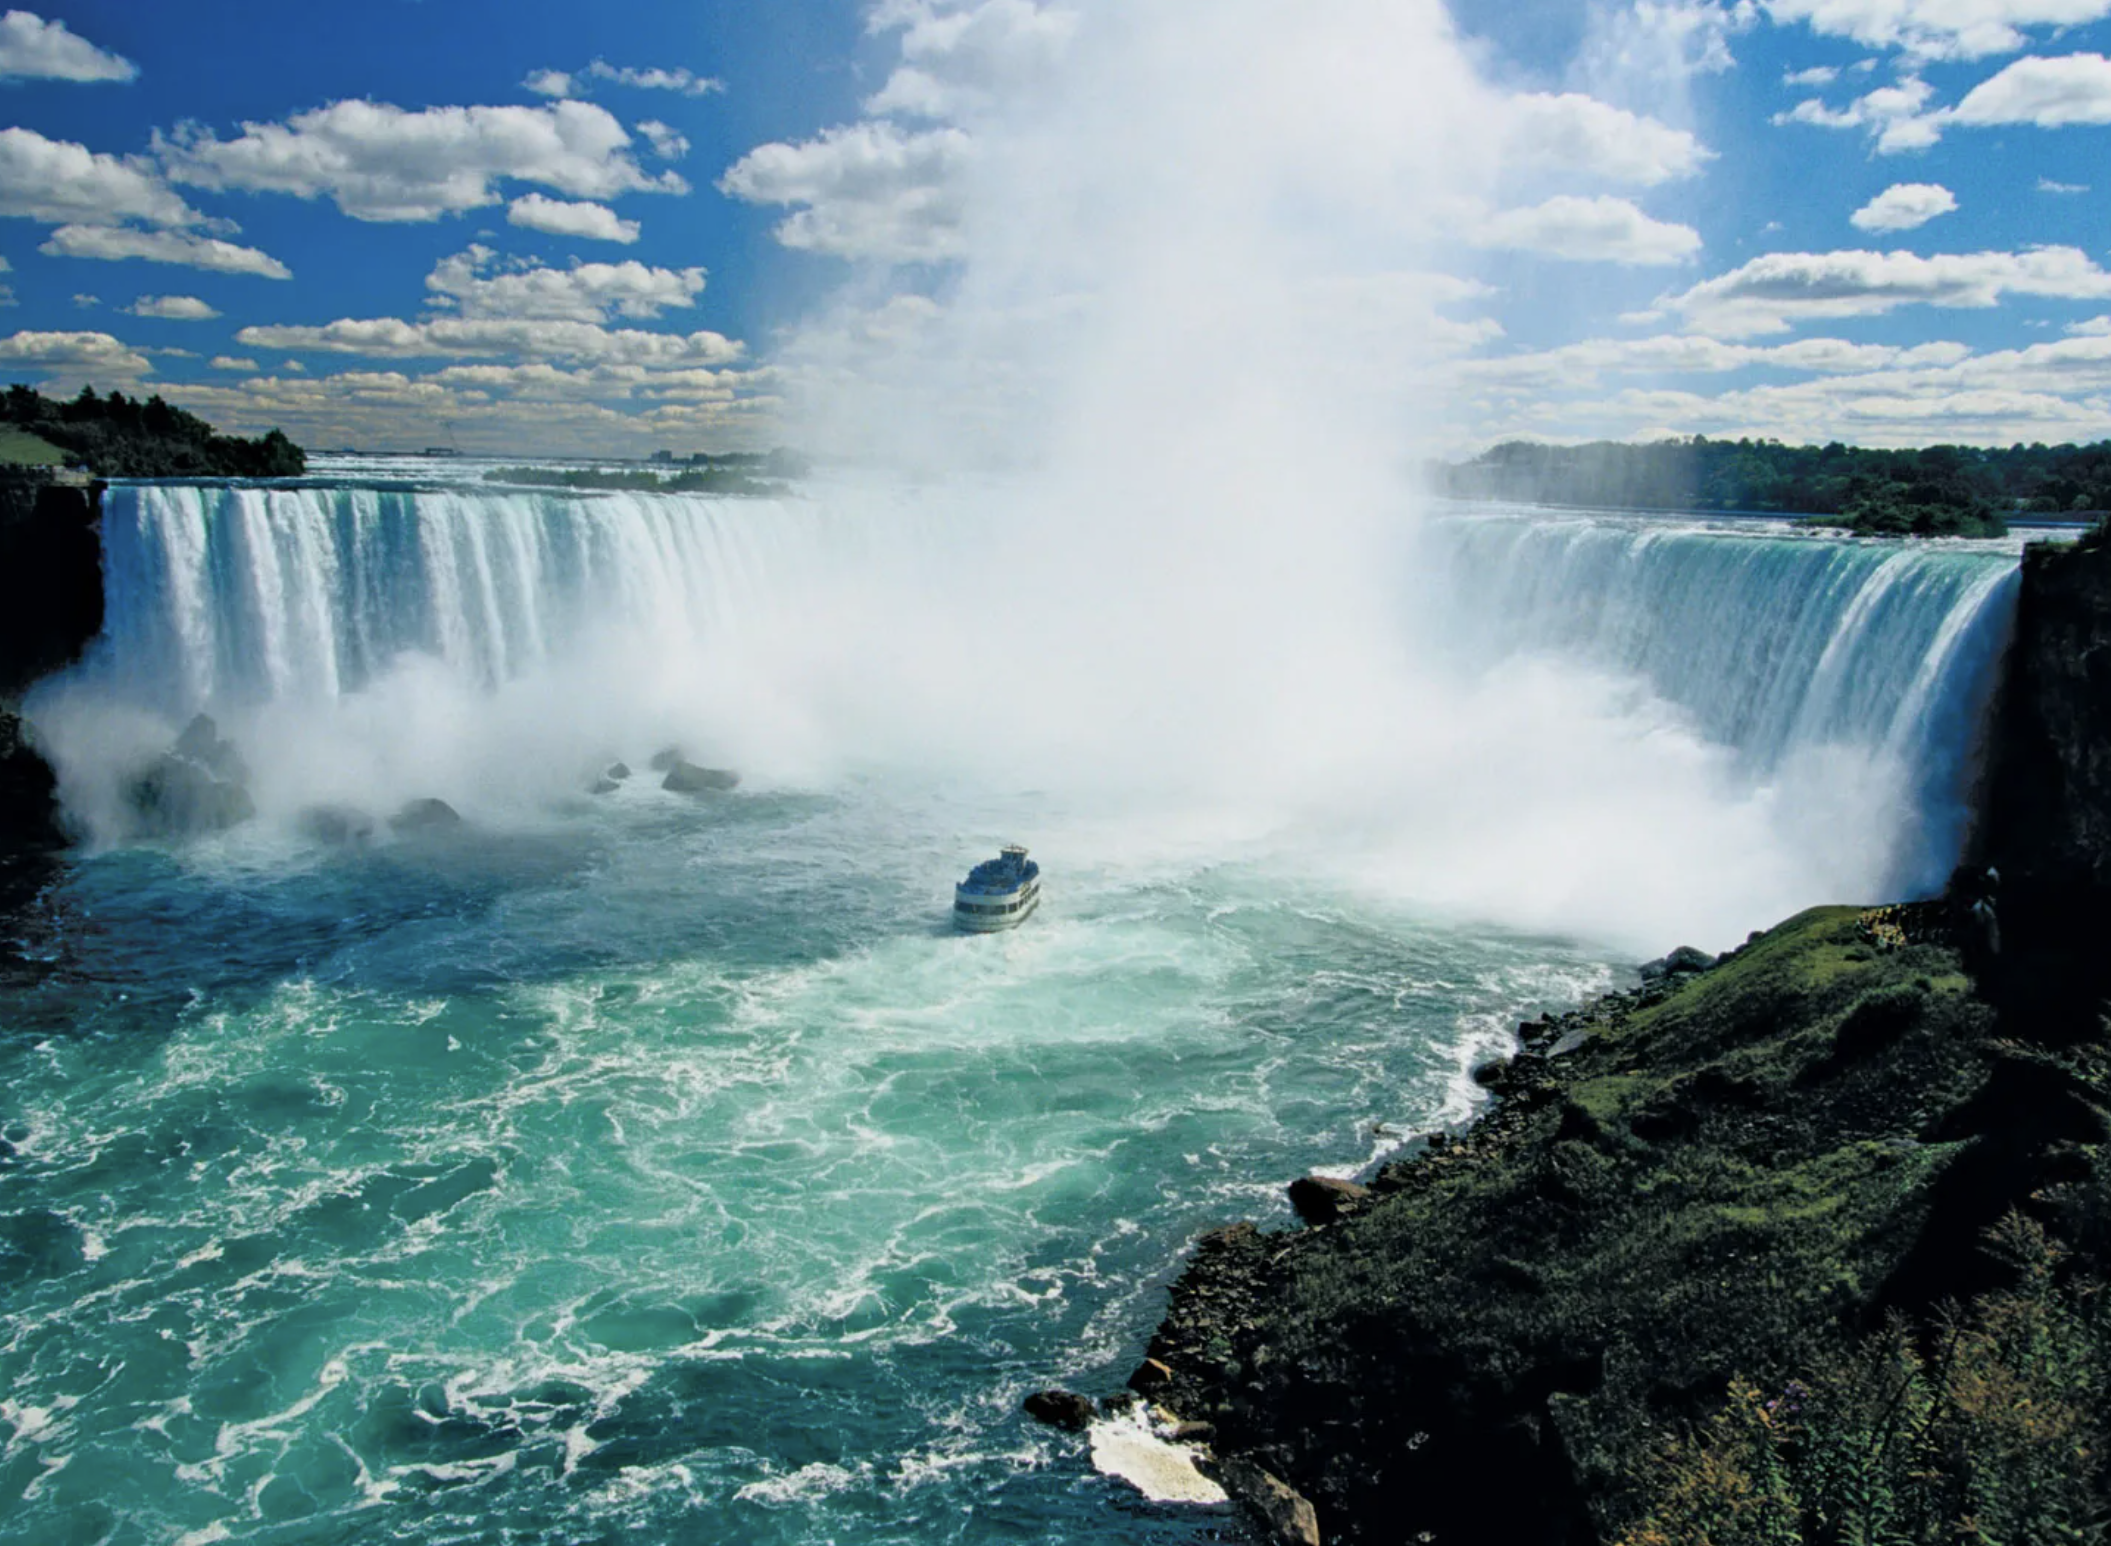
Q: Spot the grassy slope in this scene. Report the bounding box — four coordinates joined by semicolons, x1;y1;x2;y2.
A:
0;427;68;467
1148;906;2106;1542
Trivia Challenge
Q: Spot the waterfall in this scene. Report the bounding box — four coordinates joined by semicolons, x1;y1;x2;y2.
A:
26;482;2021;935
83;481;870;713
1422;510;2020;897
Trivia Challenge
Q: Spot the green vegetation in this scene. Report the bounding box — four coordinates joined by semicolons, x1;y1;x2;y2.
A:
1619;1215;2108;1546
483;453;799;498
1439;437;2111;538
0;425;67;468
1152;904;2111;1542
0;384;305;478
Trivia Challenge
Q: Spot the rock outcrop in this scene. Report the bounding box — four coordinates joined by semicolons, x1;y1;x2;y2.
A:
0;708;63;855
0;470;103;700
1978;533;2111;1029
124;716;255;838
662;759;740;794
390;798;463;834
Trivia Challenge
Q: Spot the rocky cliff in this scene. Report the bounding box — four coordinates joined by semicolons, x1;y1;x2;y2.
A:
1978;532;2111;1030
0;469;104;855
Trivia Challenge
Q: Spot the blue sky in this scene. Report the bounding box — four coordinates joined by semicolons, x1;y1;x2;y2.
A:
2;0;2110;455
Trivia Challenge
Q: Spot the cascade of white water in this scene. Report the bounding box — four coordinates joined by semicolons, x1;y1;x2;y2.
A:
28;483;2023;940
1422;511;2020;895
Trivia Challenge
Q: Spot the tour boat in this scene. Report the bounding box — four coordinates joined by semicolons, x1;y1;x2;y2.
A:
954;844;1041;932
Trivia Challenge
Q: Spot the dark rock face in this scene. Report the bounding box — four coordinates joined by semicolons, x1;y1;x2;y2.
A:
1978;535;2111;1027
605;762;631;781
0;473;103;700
1021;1390;1096;1431
648;746;683;773
0;708;64;853
1287;1175;1369;1225
662;759;740;794
390;798;463;833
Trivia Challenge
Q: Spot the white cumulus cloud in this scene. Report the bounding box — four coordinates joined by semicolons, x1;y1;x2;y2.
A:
1501;92;1713;184
210;355;258;371
0;9;136;83
1473;195;1702;265
1775;75;1943;151
635;120;689;160
125;294;220;320
0;127;197;226
0;328;151;377
234;316;744;368
1849;181;1958;230
865;0;1080;120
424;245;703;322
1764;0;2111;59
40;224;291;279
158;99;687;223
1954;51;2111;124
525;60;724;99
721;120;972;261
1658;245;2111;335
506;194;641;244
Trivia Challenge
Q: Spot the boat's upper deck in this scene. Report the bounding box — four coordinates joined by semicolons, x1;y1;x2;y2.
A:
958;846;1040;896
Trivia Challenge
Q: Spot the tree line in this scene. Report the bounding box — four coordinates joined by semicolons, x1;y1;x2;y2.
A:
2;384;306;479
1435;436;2111;538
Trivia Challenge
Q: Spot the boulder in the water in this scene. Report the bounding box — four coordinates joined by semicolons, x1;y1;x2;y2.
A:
390;797;463;833
299;805;375;845
662;759;740;794
605;761;631;782
173;713;250;786
1022;1390;1096;1431
590;778;621;796
647;747;683;773
1288;1175;1371;1225
127;752;255;837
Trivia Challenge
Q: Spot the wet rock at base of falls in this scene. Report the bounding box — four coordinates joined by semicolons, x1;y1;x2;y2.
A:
605;761;631;781
0;709;63;853
299;805;375;845
1639;945;1714;982
648;747;683;772
1022;1390;1097;1431
390;797;463;834
125;751;255;837
662;759;740;795
590;778;621;796
173;713;250;787
1288;1175;1371;1226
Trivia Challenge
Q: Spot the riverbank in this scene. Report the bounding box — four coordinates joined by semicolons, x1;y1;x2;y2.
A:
1112;533;2111;1544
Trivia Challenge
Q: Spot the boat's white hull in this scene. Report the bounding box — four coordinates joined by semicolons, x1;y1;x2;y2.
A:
954;884;1040;932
